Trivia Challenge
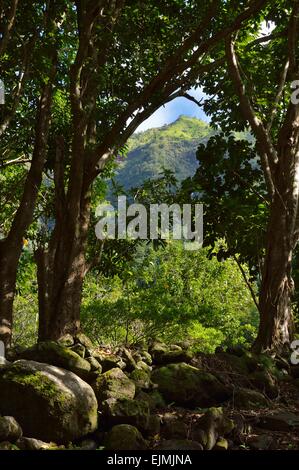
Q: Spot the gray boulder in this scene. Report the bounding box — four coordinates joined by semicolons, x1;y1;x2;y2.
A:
0;360;98;443
20;341;91;379
93;351;125;372
151;362;231;407
233;387;269;409
93;367;135;405
102;397;150;432
258;411;299;431
104;424;148;450
16;437;62;450
0;416;22;442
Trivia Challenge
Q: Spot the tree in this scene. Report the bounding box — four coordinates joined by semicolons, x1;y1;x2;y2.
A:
0;0;66;347
33;0;266;341
182;132;267;311
199;0;299;352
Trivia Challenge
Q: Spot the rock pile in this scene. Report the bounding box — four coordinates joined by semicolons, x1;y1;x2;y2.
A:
0;335;298;450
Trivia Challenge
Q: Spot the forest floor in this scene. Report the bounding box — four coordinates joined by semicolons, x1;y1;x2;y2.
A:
149;353;299;450
2;337;299;451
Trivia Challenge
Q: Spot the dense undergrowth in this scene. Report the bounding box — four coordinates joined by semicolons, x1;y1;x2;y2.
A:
13;241;258;351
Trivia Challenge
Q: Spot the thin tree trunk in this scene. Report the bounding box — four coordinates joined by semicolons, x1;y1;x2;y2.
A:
34;247;51;341
0;58;57;347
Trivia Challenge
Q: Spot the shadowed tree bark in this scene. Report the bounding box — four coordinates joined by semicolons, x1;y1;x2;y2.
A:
0;1;63;347
224;2;299;352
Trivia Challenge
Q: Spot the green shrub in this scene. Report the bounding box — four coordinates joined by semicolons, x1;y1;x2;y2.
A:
81;241;258;350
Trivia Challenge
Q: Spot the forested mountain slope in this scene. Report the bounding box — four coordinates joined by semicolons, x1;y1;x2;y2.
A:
114;116;213;189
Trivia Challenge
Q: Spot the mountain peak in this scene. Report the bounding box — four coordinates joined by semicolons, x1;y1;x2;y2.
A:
168;114;208;129
173;114;203;123
113;116;212;191
130;116;209;149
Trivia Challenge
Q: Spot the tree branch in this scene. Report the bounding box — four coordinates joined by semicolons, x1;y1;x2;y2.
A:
89;0;268;176
288;1;299;74
0;157;31;168
181;92;204;107
232;253;260;312
225;35;277;198
0;40;31;136
0;0;19;57
267;57;290;131
245;29;287;50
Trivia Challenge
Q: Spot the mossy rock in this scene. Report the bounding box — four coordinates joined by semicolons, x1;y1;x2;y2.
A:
74;333;94;350
214;438;228;450
135;360;152;373
140;350;152;366
86;356;102;372
249;370;279;398
57;334;74;347
20;341;91;380
135;390;166;411
233;387;269;409
130;368;151;390
155;349;193;365
121;348;137;372
0;441;19;450
149;342;193;365
219;351;280;378
243;352;280;377
191;407;234;450
257;353;277;371
217;352;249;374
242;351;261;372
151;362;231;407
149;341;168;363
93;367;135;405
102;397;150;432
0;360;98;443
169;344;183;351
147;415;161;436
70;344;86;358
0;416;22;443
163;417;188;440
92;351;125;372
16;437;63;450
104;424;148;450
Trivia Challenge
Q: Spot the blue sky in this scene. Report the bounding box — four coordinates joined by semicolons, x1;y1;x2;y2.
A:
136;87;209;132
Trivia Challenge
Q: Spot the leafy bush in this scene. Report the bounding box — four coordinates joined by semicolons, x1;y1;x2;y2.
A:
81;241;258;351
12;250;38;347
12;240;258;352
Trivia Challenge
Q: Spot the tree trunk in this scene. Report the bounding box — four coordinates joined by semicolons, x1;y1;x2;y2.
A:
0;65;56;347
36;190;91;341
225;30;299;354
0;241;23;348
34;247;51;341
253;193;294;353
